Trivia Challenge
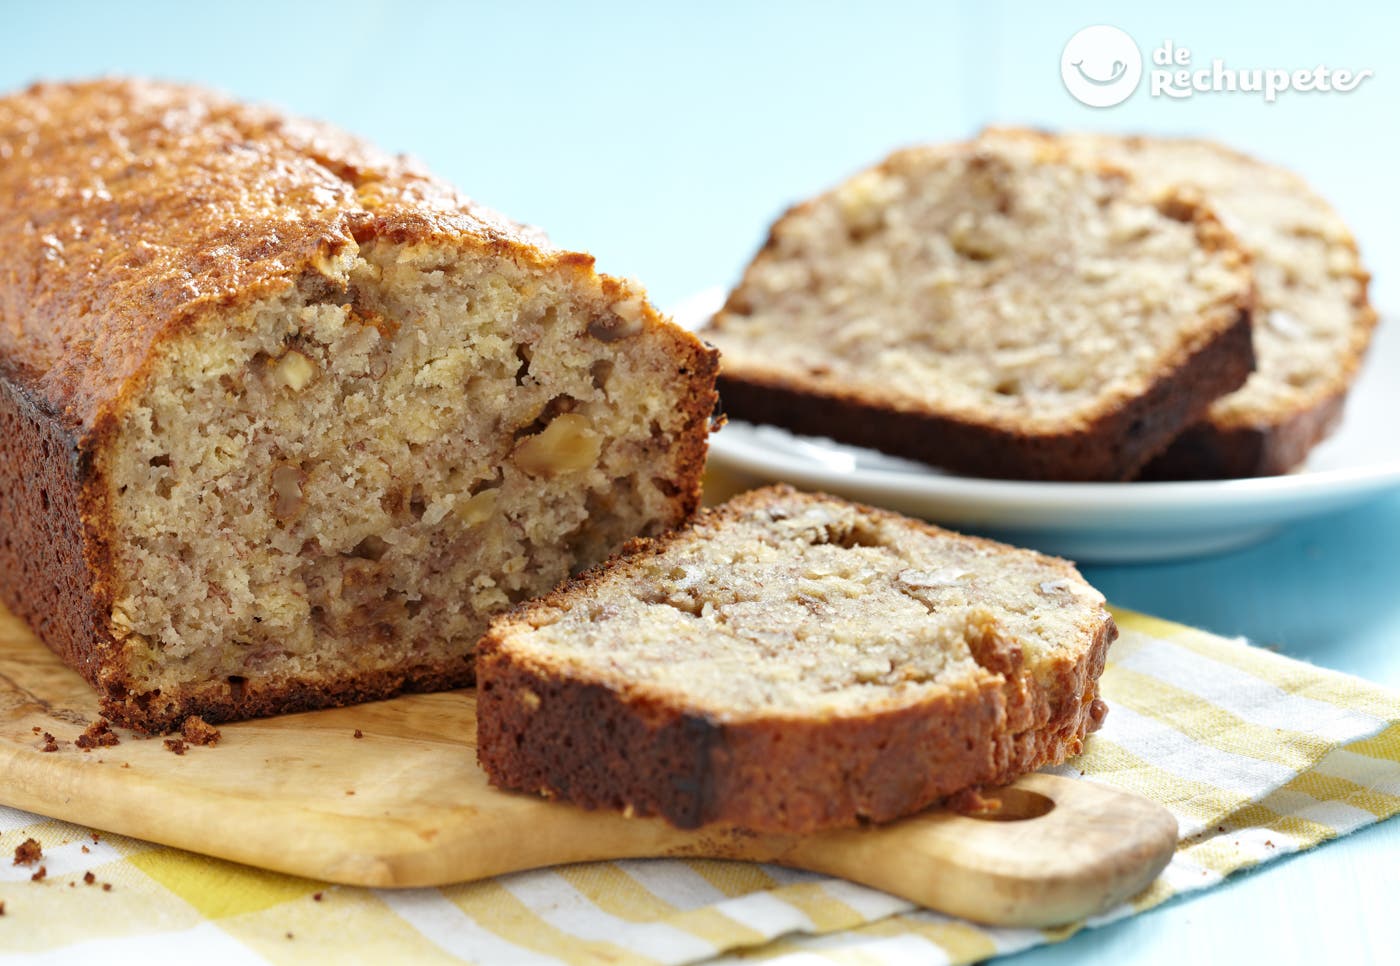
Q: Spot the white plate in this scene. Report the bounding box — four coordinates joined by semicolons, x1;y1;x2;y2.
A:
673;288;1400;563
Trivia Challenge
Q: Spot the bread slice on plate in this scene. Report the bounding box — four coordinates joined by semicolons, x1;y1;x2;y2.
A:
0;79;718;731
1026;131;1376;479
476;485;1115;833
702;137;1255;481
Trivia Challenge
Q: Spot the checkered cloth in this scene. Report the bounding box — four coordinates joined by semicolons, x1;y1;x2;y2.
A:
3;609;1398;964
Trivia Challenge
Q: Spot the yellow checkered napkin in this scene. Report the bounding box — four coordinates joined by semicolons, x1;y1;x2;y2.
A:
2;610;1398;965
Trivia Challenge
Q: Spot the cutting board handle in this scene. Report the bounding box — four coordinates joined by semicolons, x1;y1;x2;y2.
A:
757;772;1178;927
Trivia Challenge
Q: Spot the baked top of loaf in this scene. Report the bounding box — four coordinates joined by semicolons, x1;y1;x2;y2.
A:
702;136;1252;439
0;79;717;730
476;485;1115;833
0;79;573;431
1046;132;1374;437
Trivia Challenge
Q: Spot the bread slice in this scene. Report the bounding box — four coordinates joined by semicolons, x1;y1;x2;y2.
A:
0;79;718;731
702;138;1255;481
1023;131;1376;478
476;485;1115;833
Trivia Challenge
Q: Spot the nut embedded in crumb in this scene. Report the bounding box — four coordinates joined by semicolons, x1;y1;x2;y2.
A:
163;738;188;756
75;719;120;751
13;838;42;866
513;414;601;477
589;302;645;342
270;462;307;522
181;716;221;747
273;349;317;391
455;488;499;526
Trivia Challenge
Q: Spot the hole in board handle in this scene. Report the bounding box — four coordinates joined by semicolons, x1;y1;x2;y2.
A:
955;787;1056;822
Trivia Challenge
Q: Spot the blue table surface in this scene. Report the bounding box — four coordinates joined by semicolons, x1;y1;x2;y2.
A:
7;2;1398;962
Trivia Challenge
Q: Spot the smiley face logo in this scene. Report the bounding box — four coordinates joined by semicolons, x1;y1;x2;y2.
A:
1061;25;1143;107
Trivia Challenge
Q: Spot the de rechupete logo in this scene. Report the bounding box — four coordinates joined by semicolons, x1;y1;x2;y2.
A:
1061;25;1144;108
1061;26;1374;107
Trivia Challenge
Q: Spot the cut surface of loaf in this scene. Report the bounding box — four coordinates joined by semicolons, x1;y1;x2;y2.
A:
703;138;1255;481
1022;131;1375;478
476;486;1115;833
0;79;718;731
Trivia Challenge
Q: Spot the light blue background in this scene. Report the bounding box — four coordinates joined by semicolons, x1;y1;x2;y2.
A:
6;2;1397;962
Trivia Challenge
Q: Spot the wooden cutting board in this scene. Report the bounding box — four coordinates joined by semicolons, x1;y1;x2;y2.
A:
0;601;1176;928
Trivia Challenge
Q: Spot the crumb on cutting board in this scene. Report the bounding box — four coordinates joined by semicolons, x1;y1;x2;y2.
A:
163;738;188;755
40;732;60;753
76;719;120;751
83;871;96;885
30;865;46;882
13;838;42;866
181;716;221;747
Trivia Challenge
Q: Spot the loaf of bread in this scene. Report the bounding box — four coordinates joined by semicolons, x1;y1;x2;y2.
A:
477;485;1114;833
702;137;1256;481
1031;132;1375;478
0;80;718;731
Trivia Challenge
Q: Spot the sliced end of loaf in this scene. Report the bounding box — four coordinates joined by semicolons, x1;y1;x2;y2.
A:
96;240;717;730
477;485;1115;832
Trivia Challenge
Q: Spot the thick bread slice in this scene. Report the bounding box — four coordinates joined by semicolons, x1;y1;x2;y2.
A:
0;79;718;731
1020;131;1376;478
702;138;1255;481
476;485;1115;833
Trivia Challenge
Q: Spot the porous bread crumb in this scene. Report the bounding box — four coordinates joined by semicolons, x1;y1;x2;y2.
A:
705;138;1249;438
180;716;220;747
508;490;1109;715
1043;131;1373;430
13;838;41;866
103;242;712;729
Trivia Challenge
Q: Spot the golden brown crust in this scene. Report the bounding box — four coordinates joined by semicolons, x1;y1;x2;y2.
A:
0;79;566;432
0;78;716;731
477;486;1116;833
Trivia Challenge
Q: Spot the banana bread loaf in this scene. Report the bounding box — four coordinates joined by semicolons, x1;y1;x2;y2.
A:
702;137;1255;481
0;79;718;731
1033;131;1376;478
476;486;1115;833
